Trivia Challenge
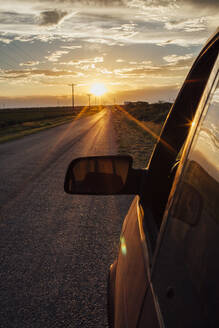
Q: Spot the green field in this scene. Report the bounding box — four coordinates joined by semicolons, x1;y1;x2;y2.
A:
0;106;101;143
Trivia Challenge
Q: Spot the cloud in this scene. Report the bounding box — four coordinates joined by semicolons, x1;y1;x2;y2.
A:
114;54;194;78
53;0;126;6
127;0;174;8
163;53;193;64
114;66;182;77
59;56;105;73
19;61;40;66
0;1;216;49
0;0;218;106
60;56;104;66
98;68;113;74
124;1;218;40
180;0;219;9
0;11;34;25
61;45;82;50
1;69;78;79
13;35;37;42
45;50;69;62
165;17;207;32
84;38;124;46
0;37;12;44
110;23;138;40
38;9;68;26
128;0;219;10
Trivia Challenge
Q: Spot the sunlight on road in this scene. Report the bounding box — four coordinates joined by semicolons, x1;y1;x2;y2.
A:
48;106;89;153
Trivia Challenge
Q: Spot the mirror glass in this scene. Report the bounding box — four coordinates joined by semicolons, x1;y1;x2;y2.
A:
65;156;132;194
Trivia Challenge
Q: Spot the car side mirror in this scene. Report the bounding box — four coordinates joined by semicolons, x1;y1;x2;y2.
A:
64;155;146;195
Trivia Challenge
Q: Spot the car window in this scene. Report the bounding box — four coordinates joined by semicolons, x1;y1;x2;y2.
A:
172;73;219;225
152;68;219;328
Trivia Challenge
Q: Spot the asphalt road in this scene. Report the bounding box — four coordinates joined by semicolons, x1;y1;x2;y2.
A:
0;109;133;328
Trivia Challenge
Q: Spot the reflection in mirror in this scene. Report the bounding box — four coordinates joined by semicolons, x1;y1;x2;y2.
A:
65;155;132;194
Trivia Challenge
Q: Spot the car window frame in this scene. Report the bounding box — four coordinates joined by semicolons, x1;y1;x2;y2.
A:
151;52;219;275
144;30;219;226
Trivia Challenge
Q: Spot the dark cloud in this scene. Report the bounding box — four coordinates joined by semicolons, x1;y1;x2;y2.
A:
126;0;219;8
39;9;68;26
77;11;122;21
0;11;34;25
178;0;219;8
146;0;219;8
61;0;219;10
81;0;125;4
51;0;126;6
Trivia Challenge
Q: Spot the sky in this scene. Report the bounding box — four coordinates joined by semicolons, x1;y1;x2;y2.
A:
0;0;218;108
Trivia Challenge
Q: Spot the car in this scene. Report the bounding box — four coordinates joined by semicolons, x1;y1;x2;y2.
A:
64;28;219;328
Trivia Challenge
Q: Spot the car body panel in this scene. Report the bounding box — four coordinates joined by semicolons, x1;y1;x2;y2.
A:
113;196;150;328
108;260;117;327
108;29;219;327
138;286;162;328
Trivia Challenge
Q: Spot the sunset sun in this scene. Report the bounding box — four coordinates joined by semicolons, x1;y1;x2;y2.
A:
90;83;107;97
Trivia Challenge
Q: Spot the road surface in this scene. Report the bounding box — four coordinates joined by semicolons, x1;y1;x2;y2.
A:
0;109;133;328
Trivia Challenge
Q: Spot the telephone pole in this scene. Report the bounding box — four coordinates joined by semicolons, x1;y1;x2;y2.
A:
87;93;91;110
68;83;75;110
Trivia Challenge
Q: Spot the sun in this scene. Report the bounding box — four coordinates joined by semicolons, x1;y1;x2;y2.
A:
90;83;106;96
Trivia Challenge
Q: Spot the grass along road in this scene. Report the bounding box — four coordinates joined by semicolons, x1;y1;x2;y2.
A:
0;106;102;143
112;107;163;169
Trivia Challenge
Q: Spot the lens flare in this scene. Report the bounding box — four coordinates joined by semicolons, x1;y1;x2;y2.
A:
90;83;106;96
120;236;127;256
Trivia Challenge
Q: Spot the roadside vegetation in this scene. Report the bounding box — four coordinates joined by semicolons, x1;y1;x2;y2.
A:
123;101;171;123
0;106;102;143
112;101;172;169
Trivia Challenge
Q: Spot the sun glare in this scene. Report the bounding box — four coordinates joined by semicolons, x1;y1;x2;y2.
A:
90;83;106;96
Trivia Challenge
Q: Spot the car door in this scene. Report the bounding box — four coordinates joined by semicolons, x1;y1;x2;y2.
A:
112;30;218;328
113;192;154;328
151;53;219;327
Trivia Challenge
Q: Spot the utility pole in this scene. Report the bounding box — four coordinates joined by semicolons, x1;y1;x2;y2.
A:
87;93;91;110
68;83;75;110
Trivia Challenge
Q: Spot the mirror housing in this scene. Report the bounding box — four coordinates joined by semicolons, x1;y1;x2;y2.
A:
64;155;146;195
